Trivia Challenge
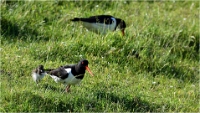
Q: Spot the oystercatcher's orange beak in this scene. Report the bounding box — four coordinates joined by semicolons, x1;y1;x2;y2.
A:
121;29;125;36
85;66;94;76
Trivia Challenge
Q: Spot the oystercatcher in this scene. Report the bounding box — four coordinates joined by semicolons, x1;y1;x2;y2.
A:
32;65;46;84
43;59;94;92
70;15;126;36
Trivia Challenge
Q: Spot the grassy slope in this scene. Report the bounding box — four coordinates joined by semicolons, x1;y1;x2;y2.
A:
1;1;199;112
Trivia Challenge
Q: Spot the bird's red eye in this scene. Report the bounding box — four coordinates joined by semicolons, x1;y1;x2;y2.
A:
82;62;84;64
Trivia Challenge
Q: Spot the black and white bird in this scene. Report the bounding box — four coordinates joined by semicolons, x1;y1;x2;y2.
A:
70;15;126;36
32;59;94;92
32;65;46;84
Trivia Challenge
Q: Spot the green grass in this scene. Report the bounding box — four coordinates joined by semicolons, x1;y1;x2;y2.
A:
1;1;199;112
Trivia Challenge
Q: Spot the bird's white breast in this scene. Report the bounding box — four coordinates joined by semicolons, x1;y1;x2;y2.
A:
49;68;82;85
82;17;117;34
32;72;46;83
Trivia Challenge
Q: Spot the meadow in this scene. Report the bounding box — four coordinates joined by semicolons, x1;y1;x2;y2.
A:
1;1;199;112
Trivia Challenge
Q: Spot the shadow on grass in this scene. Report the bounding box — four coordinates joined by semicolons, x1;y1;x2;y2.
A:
2;89;170;112
1;18;50;42
158;64;198;83
141;59;198;83
41;83;66;92
95;90;164;112
2;91;73;112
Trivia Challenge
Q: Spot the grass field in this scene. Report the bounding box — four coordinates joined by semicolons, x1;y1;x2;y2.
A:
1;1;199;112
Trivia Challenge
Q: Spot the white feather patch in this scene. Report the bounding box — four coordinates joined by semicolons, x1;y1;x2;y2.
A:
82;17;117;35
49;68;82;85
32;72;46;83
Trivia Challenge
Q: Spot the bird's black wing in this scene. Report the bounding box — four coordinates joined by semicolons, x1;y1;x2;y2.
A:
89;15;113;19
49;67;68;79
71;15;114;25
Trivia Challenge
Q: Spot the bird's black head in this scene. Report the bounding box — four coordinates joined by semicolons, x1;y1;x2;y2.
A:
76;59;94;76
116;19;126;36
37;65;45;74
78;59;89;67
116;18;126;29
119;20;126;30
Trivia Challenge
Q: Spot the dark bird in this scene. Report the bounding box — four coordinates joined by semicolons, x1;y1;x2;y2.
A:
33;59;94;92
70;15;126;36
32;65;46;84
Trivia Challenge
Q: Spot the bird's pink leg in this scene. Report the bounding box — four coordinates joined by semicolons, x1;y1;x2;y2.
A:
66;85;71;92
